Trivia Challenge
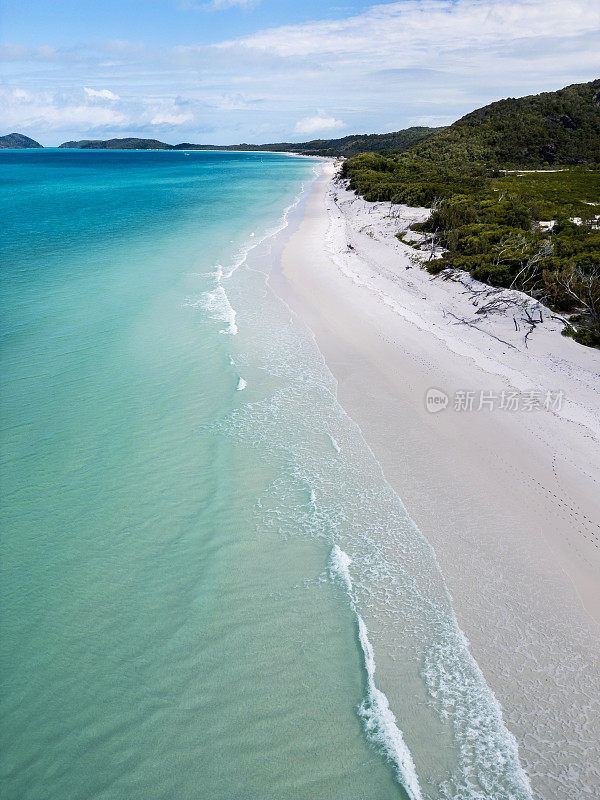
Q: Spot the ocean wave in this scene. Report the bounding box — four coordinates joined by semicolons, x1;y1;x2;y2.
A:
187;168;320;348
183;181;315;341
327;433;341;453
192;286;238;335
209;161;533;799
216;375;533;799
329;545;423;800
184;264;238;335
221;171;316;281
422;624;532;800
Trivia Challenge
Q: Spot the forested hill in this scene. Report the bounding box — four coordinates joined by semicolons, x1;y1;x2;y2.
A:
59;138;172;150
253;127;441;156
0;133;43;148
341;79;600;347
57;126;440;155
410;79;600;167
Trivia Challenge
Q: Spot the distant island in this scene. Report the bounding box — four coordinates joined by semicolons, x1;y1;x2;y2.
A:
57;127;440;157
0;133;43;149
1;128;441;157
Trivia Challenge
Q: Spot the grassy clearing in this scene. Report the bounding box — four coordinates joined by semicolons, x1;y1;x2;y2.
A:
494;168;600;220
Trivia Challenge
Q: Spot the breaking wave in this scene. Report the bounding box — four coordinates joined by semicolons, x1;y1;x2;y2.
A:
329;545;423;800
205;161;533;799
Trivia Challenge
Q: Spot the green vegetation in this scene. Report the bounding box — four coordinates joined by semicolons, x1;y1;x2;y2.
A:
410;79;600;167
494;169;600;220
342;80;600;347
0;133;42;148
59;138;173;150
342;152;487;204
57;126;440;156
257;127;442;157
344;156;600;346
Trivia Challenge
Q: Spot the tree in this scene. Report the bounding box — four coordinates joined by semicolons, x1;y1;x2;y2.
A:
556;264;600;323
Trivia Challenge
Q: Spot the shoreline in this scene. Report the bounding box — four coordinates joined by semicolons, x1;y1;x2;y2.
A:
271;162;600;798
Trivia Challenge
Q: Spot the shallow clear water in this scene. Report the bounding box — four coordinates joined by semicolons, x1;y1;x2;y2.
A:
1;150;532;800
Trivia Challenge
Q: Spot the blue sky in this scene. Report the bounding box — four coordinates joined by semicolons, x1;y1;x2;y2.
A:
2;0;599;145
2;2;375;48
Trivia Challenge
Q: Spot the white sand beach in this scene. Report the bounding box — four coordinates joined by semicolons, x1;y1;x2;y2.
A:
273;162;600;799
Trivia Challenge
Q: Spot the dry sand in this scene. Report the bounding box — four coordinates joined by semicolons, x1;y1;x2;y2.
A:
273;162;600;799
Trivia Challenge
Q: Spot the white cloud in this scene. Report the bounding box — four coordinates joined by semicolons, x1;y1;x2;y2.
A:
0;44;63;62
44;106;127;127
212;93;256;110
210;0;257;7
294;113;345;136
84;87;120;101
150;110;194;125
0;88;128;132
231;0;599;59
182;0;258;9
5;101;127;130
0;86;199;136
2;0;599;143
13;89;33;102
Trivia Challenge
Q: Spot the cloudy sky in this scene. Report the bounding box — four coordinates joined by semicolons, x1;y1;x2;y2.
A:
1;0;599;145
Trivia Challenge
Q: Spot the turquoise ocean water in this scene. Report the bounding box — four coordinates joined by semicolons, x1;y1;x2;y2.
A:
1;150;532;800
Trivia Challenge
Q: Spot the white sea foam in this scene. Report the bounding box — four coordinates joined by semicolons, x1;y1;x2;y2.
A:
236;377;247;391
221;378;534;799
422;624;533;800
183;264;239;335
327;433;341;453
186;285;237;335
220;171;316;281
329;545;423;800
329;544;353;592
207;160;535;799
